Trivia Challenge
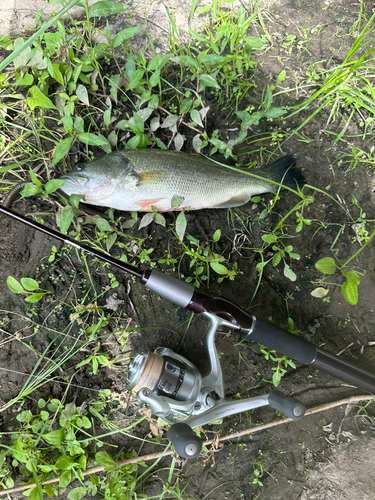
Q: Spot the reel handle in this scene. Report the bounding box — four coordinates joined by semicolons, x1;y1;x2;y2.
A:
167;423;202;459
268;390;305;420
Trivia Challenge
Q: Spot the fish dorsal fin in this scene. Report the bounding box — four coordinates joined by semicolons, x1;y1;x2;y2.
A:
126;170;164;186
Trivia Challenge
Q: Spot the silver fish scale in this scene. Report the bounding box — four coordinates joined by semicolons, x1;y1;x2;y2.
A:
124;151;257;208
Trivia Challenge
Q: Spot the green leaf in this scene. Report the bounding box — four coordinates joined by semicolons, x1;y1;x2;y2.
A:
244;36;266;48
103;108;111;127
20;277;39;291
283;264;296;282
51;63;64;85
341;280;358;305
149;69;160;88
264;86;273;110
56;205;74;234
272;253;282;267
95;216;112;232
133;112;144;133
139;212;154;229
45;179;67;194
199;74;220;90
128;69;144;89
16;72;34;86
112;26;144;48
147;54;171;71
75;357;92;369
272;371;281;387
26;86;57;110
25;293;45;303
188;28;206;42
161;114;179;129
210;262;228;275
278;70;286;82
262;234;278;244
213;229;221;242
74;115;85;133
12;438;28;463
175;211;187;241
199;54;226;64
43;429;64;445
180;98;193;115
106;232;117;251
88;1;125;18
78;133;111;153
171;195;184;209
342;270;361;285
149;94;159;109
7;276;25;294
65;401;77;420
192;134;202;153
16;410;32;422
26;487;41;500
264;107;287;119
20;183;41;198
311;287;329;298
59;470;72;489
51;136;74;167
55;455;75;469
69;194;84;208
95;451;116;471
190;109;203;127
68;487;87;500
127;135;140;149
171;55;198;69
76;84;89;105
315;257;336;275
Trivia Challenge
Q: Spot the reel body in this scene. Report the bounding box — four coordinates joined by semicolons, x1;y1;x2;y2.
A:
127;312;306;459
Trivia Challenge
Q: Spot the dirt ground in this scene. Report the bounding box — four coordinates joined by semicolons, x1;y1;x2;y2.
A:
1;0;375;499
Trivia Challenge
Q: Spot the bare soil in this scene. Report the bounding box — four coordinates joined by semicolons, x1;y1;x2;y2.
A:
1;1;375;499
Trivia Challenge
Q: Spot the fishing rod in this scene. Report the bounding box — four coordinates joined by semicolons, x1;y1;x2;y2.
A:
1;204;375;459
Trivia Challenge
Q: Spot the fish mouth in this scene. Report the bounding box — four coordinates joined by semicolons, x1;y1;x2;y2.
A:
60;174;89;188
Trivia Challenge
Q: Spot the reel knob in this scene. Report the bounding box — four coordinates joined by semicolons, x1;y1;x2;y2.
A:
167;422;202;459
268;390;306;420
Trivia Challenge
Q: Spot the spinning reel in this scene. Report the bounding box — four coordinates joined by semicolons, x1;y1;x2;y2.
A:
126;312;305;459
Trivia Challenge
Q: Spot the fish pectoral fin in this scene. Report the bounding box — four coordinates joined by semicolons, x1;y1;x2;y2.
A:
137;198;168;211
211;194;251;209
127;170;164;186
125;171;141;186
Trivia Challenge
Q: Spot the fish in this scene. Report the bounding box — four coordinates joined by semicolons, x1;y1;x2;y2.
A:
59;150;305;212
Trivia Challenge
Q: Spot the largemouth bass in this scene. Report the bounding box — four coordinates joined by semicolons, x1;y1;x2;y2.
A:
60;150;304;212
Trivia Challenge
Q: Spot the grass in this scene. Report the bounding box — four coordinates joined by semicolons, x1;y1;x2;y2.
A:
1;0;375;497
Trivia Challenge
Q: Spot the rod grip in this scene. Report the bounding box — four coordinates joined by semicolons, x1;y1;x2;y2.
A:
243;315;317;365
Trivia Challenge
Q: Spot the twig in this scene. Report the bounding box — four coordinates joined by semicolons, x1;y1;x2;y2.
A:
0;394;373;496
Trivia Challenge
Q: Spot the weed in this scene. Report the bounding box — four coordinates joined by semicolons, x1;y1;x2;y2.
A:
6;276;50;304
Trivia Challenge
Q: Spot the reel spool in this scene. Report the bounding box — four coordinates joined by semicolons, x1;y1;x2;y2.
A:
126;347;202;419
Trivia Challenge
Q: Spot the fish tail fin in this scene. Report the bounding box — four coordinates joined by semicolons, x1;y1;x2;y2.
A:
262;154;305;191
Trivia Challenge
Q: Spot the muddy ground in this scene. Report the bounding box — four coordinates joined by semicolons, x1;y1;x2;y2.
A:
1;0;375;499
